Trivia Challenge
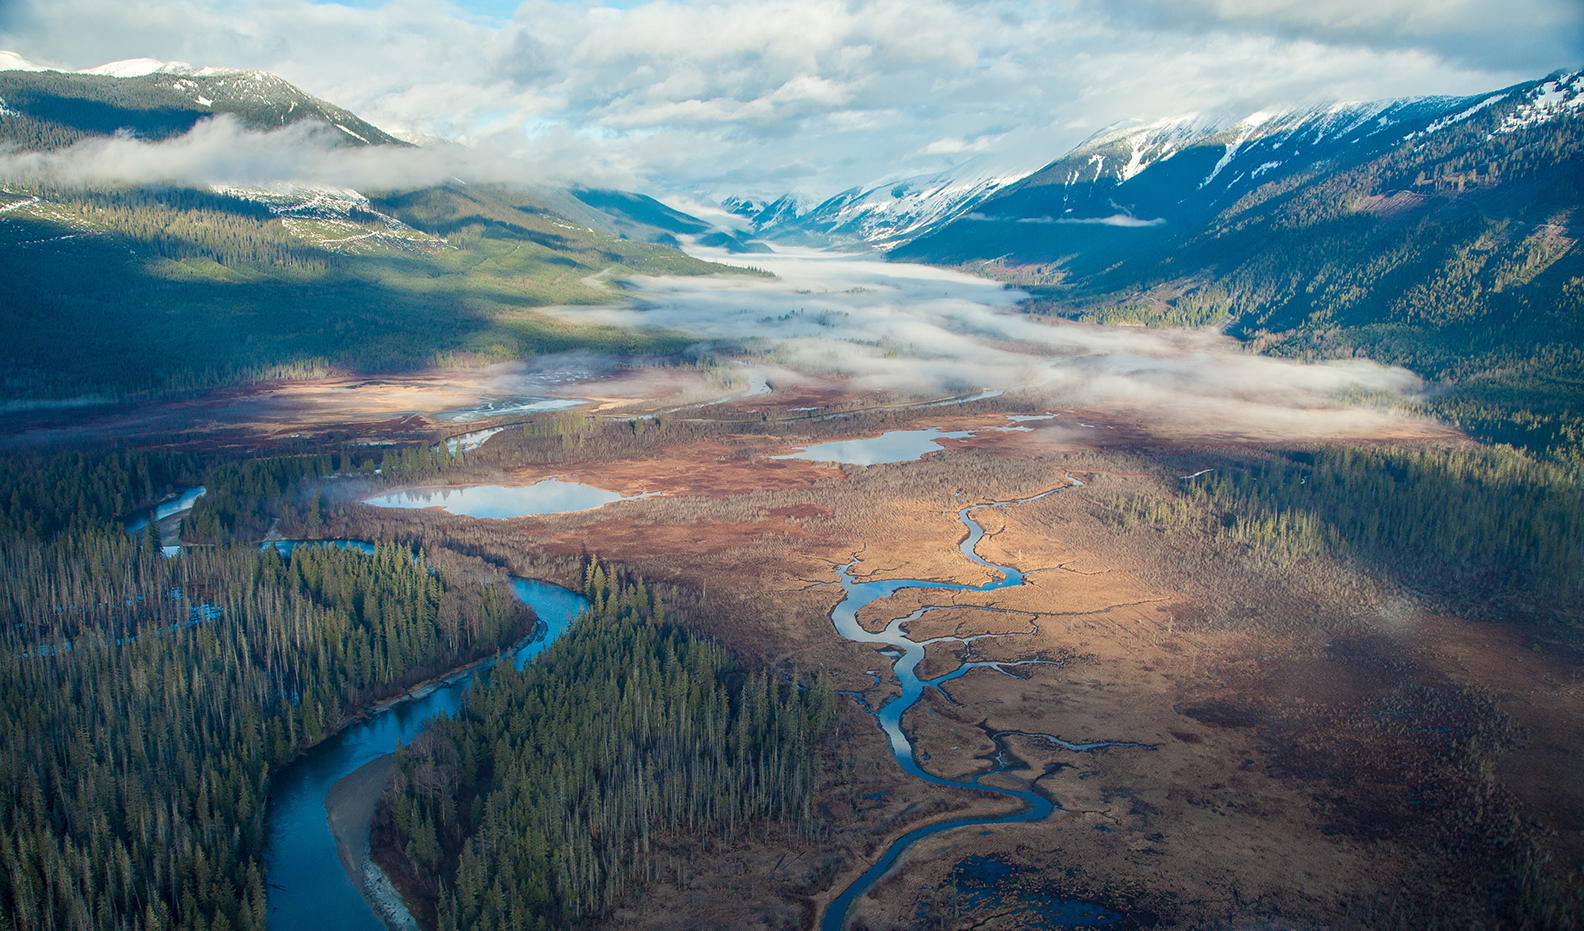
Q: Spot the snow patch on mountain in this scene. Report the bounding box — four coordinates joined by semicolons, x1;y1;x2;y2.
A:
213;183;440;253
0;51;46;72
1495;71;1584;135
1062;113;1231;187
728;160;1033;249
81;58;171;78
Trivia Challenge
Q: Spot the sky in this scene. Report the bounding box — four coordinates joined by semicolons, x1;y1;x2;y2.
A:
0;0;1580;203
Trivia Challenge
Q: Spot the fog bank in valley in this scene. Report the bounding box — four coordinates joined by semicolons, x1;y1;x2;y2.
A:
549;247;1436;440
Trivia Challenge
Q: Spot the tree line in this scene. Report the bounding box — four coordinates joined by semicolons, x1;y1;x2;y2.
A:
375;559;837;931
0;449;538;931
1114;443;1584;625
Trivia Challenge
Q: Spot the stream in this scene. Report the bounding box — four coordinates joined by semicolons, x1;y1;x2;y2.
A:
821;475;1134;931
265;567;589;931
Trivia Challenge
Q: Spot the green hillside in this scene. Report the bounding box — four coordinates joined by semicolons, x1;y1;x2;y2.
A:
0;181;750;400
1068;112;1584;461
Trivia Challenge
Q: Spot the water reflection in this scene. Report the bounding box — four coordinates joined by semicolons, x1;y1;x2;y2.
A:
363;479;650;518
776;428;973;466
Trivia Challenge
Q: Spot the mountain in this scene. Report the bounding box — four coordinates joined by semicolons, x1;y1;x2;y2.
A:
892;91;1532;270
720;192;817;241
723;162;1028;250
0;54;770;402
566;187;771;253
0;55;404;149
897;70;1584;460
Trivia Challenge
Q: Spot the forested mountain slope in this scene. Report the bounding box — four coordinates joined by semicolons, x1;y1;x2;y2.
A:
897;71;1584;460
0;59;766;402
0;66;404;149
0;181;743;399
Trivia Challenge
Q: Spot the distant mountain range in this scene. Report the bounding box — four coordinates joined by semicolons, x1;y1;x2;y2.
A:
721;160;1027;250
894;74;1584;268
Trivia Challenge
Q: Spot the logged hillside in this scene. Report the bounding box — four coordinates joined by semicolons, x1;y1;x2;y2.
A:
900;72;1584;461
0;182;748;399
0;63;771;402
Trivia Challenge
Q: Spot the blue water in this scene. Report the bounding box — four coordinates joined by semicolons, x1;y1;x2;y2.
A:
124;486;207;545
432;397;585;424
262;539;380;557
264;575;589;931
363;479;648;518
777;428;974;466
821;477;1126;931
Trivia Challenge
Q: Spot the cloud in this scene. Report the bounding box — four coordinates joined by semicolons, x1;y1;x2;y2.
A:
538;246;1427;439
0;114;645;190
1;0;1571;202
1083;0;1584;74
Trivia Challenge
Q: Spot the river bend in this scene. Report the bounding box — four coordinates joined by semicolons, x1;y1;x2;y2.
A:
822;476;1135;931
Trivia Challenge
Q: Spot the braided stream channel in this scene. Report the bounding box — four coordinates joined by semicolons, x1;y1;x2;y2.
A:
821;476;1142;931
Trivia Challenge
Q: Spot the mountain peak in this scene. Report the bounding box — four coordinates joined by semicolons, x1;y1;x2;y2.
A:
80;58;177;78
0;62;406;148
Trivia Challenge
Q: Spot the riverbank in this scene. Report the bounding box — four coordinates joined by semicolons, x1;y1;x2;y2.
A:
266;576;590;931
326;755;419;931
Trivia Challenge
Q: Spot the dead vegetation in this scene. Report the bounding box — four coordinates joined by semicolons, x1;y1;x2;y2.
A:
256;401;1581;930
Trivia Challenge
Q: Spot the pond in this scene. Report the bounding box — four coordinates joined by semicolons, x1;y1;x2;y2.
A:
363;479;652;519
432;397;586;423
776;428;973;466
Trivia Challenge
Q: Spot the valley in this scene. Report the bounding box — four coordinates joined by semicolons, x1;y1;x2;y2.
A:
2;40;1582;931
224;384;1582;931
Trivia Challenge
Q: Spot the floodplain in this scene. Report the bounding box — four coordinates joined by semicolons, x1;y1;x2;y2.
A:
193;370;1582;931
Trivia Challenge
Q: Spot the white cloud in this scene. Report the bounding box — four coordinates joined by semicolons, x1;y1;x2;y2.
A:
542;246;1427;439
0;0;1575;201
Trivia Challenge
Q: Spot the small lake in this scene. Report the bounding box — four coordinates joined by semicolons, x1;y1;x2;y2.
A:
363;479;650;519
776;428;973;466
432;397;585;424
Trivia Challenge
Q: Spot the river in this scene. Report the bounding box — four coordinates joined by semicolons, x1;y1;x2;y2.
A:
821;475;1134;931
265;571;589;931
266;478;1116;930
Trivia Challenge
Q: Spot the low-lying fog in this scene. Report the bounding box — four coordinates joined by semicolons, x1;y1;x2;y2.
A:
545;246;1435;440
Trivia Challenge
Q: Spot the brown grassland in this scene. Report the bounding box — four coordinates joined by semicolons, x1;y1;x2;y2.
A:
254;388;1584;931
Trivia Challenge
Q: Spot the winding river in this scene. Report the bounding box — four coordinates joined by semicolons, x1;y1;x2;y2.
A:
263;474;1117;929
821;475;1133;931
265;570;589;931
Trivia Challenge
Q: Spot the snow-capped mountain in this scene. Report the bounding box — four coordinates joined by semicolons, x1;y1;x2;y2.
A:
896;69;1584;267
986;94;1495;228
0;52;403;147
724;161;1032;250
723;192;816;231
